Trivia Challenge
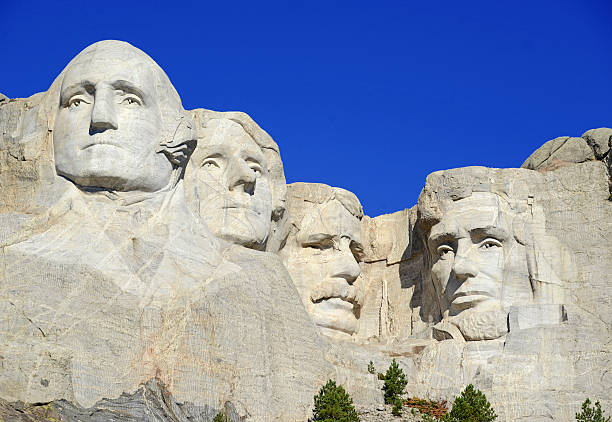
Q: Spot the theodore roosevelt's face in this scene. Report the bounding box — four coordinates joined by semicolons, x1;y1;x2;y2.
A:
186;119;273;248
283;200;364;338
53;49;171;192
428;192;530;317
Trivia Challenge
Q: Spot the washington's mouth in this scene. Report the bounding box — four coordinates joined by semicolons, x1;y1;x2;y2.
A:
82;140;123;149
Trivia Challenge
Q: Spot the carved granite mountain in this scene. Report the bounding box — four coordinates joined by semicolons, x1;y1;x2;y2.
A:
1;40;610;421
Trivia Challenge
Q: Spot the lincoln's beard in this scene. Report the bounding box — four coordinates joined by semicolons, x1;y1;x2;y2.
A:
450;304;508;341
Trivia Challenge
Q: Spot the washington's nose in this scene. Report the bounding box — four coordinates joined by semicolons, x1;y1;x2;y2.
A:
452;253;478;280
228;159;256;195
329;240;361;284
90;89;118;134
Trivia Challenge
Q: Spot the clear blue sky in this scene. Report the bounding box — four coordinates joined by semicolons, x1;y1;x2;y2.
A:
2;0;611;216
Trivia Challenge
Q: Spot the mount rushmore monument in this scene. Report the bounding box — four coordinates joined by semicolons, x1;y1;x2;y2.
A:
0;40;609;421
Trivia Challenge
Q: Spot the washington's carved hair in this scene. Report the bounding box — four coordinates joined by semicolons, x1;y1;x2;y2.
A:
44;40;197;173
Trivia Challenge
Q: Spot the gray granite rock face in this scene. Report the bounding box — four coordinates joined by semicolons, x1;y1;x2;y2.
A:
1;40;610;421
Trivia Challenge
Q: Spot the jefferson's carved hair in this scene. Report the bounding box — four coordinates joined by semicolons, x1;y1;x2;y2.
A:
190;109;288;252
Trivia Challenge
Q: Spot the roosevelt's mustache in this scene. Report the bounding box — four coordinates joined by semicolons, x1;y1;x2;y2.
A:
310;278;362;306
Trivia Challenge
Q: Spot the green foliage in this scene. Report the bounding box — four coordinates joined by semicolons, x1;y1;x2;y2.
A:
421;413;437;422
576;398;611;422
367;360;376;374
313;379;360;422
443;384;497;422
383;359;407;405
213;412;227;422
392;397;403;416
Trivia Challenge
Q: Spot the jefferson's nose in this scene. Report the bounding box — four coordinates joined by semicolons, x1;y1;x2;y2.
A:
228;158;256;195
329;239;361;284
452;244;479;280
90;87;118;133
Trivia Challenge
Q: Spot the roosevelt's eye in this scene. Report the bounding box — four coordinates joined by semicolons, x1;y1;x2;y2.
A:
480;238;502;250
305;238;334;251
436;245;454;257
68;96;90;109
120;95;142;107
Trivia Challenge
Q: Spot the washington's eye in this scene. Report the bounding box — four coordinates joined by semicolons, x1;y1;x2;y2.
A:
436;245;454;257
68;96;89;109
121;95;142;106
480;238;502;250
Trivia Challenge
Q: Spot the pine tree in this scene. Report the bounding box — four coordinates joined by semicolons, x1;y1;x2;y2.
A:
576;398;611;422
313;379;360;422
444;384;497;422
383;359;407;405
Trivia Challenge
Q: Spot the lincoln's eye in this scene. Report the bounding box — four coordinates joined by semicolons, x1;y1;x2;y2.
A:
436;244;454;257
480;238;502;250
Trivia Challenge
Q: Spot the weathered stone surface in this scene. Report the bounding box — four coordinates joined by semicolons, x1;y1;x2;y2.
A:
0;40;333;422
582;127;612;160
522;136;595;171
1;40;610;422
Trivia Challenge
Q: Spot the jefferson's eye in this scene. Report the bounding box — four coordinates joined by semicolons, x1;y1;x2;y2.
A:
202;159;220;169
436;245;454;257
121;95;142;106
250;164;262;176
480;238;502;250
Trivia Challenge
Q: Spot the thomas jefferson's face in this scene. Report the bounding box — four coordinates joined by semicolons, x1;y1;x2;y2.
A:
186;119;273;248
428;192;531;317
53;48;172;192
284;200;364;338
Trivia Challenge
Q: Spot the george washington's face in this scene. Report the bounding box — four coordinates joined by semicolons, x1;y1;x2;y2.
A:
428;192;532;318
53;47;172;192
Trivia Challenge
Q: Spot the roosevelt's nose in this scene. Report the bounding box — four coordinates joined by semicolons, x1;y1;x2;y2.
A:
228;158;256;195
90;87;118;134
452;242;478;280
329;238;361;284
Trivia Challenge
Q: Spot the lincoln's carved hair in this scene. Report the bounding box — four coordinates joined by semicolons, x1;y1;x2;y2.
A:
416;166;574;320
43;40;196;173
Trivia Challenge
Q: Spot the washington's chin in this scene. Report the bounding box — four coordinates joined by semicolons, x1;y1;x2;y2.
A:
215;225;269;249
312;298;358;338
55;150;172;192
